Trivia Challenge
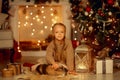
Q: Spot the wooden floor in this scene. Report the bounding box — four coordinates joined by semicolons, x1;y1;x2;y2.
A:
0;55;120;80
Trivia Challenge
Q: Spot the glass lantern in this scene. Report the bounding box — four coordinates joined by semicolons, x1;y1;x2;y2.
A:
75;40;92;72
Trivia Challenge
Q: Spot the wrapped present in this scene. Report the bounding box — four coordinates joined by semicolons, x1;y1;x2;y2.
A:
95;58;113;74
7;63;22;75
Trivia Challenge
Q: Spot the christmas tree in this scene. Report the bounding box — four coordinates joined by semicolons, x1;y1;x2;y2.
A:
70;0;120;56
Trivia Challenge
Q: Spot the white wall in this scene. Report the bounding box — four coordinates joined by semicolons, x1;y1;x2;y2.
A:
9;0;72;42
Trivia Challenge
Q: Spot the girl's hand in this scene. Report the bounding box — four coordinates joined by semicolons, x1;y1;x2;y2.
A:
52;63;59;70
68;70;78;75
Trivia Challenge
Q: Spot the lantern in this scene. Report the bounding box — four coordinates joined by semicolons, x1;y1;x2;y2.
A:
75;39;93;72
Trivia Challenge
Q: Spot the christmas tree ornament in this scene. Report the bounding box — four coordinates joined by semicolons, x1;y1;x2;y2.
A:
107;0;114;5
108;11;112;16
86;6;91;12
88;26;93;31
84;11;89;16
70;0;120;51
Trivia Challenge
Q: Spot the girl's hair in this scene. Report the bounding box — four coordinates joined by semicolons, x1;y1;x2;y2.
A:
52;23;66;40
52;23;66;32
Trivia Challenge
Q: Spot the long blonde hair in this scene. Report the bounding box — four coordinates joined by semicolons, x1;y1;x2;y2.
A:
52;23;66;40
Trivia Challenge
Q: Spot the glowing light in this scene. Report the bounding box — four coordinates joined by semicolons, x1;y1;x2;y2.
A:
18;25;20;28
30;23;33;26
43;16;46;19
32;29;35;32
33;17;35;20
30;12;33;15
26;5;29;8
86;24;89;26
108;11;112;16
51;23;54;26
51;13;54;16
50;8;53;11
18;22;21;24
116;47;118;50
55;16;58;19
43;40;46;43
41;21;43;24
18;5;62;44
53;20;57;23
18;50;21;53
17;46;20;50
84;38;87;41
92;41;95;44
44;26;48;29
96;20;99;23
36;15;39;18
74;38;77;40
37;19;40;22
107;38;110;41
74;30;77;33
88;26;93;31
25;16;29;19
37;43;40;46
41;10;44;13
50;27;52;31
34;5;37;7
84;11;88;16
112;44;114;46
24;24;27;26
25;22;28;25
78;64;87;69
31;33;34;35
40;30;44;34
41;6;44;9
38;40;41;43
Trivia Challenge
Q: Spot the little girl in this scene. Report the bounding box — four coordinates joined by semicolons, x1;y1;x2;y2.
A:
46;23;76;74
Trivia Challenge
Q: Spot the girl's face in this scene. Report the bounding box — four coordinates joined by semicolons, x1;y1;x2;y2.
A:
53;25;66;41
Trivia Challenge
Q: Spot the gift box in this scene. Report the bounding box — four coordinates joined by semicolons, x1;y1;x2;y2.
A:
95;58;113;74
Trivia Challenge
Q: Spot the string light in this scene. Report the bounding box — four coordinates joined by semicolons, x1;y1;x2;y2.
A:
30;12;33;15
43;16;46;19
18;25;20;28
36;15;39;18
32;29;35;32
41;21;44;24
18;21;21;24
40;30;44;34
51;13;54;16
44;26;48;29
18;5;62;51
50;8;53;11
31;33;34;36
41;6;45;9
33;17;35;20
50;27;52;31
74;38;77;40
30;23;33;26
74;30;77;33
26;5;29;8
25;16;29;19
37;18;40;22
34;5;37;7
41;10;44;13
24;24;27;26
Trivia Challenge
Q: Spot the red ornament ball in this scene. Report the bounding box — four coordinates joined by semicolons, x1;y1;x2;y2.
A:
86;6;91;12
107;0;114;5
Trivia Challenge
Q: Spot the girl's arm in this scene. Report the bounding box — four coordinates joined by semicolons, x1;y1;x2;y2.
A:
66;40;75;71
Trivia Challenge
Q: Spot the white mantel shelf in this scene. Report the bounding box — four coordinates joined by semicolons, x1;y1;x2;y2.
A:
21;50;46;57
